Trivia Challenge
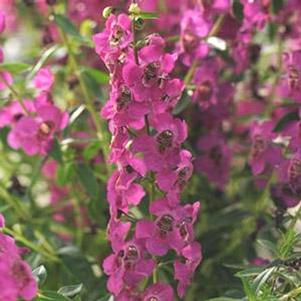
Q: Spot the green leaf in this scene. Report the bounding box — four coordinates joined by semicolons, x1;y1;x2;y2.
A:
27;45;61;80
253;267;276;294
83;140;102;160
272;0;284;14
206;297;242;301
58;284;83;298
273;111;299;132
232;0;244;22
33;265;47;286
173;93;190;115
241;278;256;301
53;14;86;43
81;68;109;85
235;266;265;278
97;295;113;301
69;105;86;125
139;11;158;19
0;62;30;74
257;239;277;255
49;138;63;164
35;291;71;301
76;162;100;198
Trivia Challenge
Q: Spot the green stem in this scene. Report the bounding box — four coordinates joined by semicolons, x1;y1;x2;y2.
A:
2;227;59;262
58;28;111;169
0;73;30;115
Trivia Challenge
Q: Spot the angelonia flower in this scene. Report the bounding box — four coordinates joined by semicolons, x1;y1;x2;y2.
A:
0;67;68;156
94;8;201;300
0;214;37;301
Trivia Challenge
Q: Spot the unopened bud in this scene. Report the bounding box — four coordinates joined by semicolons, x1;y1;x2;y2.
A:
102;6;113;19
129;3;141;16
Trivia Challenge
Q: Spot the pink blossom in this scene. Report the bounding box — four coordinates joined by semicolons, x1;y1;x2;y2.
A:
33;67;54;91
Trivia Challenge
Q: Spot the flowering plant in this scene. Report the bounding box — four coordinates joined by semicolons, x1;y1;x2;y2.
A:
0;0;301;300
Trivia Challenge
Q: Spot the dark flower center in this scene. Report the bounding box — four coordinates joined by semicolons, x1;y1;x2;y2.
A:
156;130;173;152
125;165;134;173
157;214;174;237
143;62;160;86
13;113;24;122
116;86;131;111
251;134;266;158
38;121;54;138
198;80;213;101
288;65;299;90
110;25;124;46
148;297;159;301
209;145;222;166
124;244;139;262
288;158;301;183
183;30;199;52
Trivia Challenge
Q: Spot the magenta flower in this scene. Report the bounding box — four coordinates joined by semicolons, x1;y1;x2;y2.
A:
279;51;301;102
136;199;200;255
103;239;155;295
122;35;176;102
249;120;283;175
93;13;132;61
0;10;5;33
141;283;174;301
0;215;37;301
195;131;232;189
178;8;210;66
108;170;145;217
8;104;68;156
33;67;54;91
101;84;149;130
174;242;202;297
192;59;220;108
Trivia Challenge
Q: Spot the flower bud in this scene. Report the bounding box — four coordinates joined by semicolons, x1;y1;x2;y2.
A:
129;3;141;16
102;6;113;19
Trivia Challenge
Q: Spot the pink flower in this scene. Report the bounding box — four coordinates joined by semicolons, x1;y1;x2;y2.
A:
195;131;232;189
249;120;283;175
122;35;176;102
178;9;210;66
33;67;54;91
136;199;200;255
174;242;202;297
8;104;68;156
0;10;5;33
103;239;155;295
93;13;133;61
101;85;149;130
141;283;174;301
0;216;37;301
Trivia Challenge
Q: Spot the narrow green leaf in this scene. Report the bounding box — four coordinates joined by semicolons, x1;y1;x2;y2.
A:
272;0;284;14
33;265;47;286
81;67;109;85
83;140;102;160
27;45;61;80
232;0;244;22
76;162;100;198
0;62;30;74
49;138;63;164
58;284;83;298
53;14;86;43
35;291;71;301
139;11;158;20
273;111;299;132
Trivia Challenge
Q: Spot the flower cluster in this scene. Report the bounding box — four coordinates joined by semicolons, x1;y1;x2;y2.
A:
0;67;68;156
0;215;37;301
93;10;202;299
